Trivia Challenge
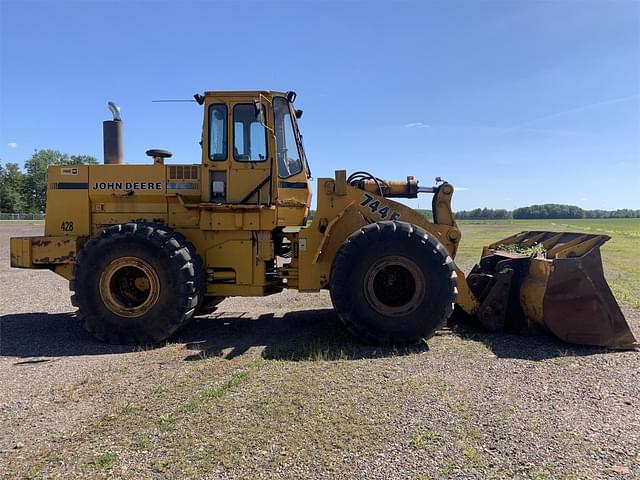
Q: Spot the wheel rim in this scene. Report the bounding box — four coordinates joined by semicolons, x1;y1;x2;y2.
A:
364;256;425;317
99;256;160;318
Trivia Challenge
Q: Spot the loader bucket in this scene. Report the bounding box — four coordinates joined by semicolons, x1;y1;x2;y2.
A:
468;231;638;349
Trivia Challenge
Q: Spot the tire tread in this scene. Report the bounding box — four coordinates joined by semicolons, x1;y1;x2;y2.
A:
330;221;457;346
71;222;200;345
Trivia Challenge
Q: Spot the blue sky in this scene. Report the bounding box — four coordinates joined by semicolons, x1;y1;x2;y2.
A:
1;0;639;210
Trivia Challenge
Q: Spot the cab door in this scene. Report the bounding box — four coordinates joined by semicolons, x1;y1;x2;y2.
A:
227;100;273;204
202;94;274;205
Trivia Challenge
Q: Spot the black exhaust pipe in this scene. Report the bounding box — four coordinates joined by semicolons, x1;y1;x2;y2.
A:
103;101;123;164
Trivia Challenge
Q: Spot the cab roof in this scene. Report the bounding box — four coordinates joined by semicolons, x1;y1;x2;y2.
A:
203;90;287;97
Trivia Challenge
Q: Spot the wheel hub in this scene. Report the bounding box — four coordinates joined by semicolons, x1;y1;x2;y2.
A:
99;256;160;318
364;256;425;317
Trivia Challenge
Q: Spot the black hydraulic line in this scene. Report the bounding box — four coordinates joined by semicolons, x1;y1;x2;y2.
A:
347;171;385;197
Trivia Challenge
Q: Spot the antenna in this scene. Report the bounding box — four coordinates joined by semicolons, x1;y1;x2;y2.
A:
151;99;197;103
153;94;205;105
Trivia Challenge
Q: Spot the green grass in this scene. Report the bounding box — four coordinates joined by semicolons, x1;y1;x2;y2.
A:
410;425;440;449
89;452;118;470
455;218;640;307
461;444;486;467
495;242;546;256
179;369;251;414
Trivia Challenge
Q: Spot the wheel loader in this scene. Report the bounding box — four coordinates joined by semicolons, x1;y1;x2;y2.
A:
9;90;638;349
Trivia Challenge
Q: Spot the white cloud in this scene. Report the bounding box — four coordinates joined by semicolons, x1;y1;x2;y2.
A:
502;94;640;134
7;142;17;148
404;122;430;129
455;187;470;191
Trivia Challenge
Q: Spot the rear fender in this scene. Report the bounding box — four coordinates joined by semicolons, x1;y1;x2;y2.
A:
10;236;83;269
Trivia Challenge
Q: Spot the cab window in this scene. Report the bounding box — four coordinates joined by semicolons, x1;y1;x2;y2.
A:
273;97;303;178
233;104;267;161
208;104;227;161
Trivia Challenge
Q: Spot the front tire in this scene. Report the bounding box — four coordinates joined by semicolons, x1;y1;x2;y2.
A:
330;221;457;346
71;223;200;345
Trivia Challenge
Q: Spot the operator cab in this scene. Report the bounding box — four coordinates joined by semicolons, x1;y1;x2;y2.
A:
198;90;312;226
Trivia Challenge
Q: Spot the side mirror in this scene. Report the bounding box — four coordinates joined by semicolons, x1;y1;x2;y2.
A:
253;99;266;126
295;109;303;119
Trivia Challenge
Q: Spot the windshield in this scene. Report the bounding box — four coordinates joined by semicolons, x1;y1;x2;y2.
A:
273;97;306;178
291;105;310;178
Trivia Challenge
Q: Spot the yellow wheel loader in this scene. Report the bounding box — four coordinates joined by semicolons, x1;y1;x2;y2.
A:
9;91;637;348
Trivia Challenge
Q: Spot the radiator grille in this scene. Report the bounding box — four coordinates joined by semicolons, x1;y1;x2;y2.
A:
168;165;199;180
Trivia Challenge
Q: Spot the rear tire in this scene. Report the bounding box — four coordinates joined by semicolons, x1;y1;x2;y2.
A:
71;223;200;345
157;229;223;317
330;221;457;346
172;233;210;317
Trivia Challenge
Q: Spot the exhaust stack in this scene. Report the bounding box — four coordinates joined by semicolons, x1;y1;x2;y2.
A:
103;101;123;164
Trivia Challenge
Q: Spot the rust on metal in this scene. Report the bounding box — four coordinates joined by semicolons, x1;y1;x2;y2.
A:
10;236;80;267
470;231;638;349
31;239;53;247
540;247;637;348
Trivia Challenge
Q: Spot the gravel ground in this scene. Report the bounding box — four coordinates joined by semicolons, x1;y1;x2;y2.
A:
1;224;639;480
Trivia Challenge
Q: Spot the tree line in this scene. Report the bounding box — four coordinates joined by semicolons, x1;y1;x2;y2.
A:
453;208;511;219
0;150;97;213
455;205;640;219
